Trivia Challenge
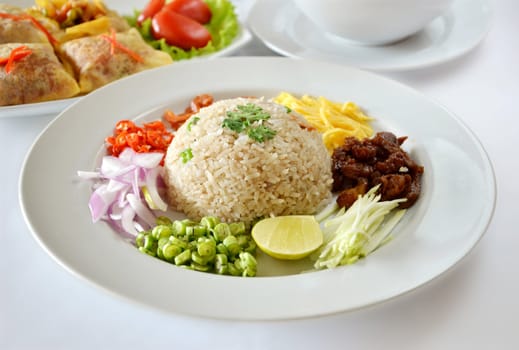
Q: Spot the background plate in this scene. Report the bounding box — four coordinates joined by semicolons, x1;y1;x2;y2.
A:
19;57;495;320
0;0;251;118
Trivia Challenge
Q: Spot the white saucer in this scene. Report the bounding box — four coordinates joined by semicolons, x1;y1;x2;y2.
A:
248;0;492;71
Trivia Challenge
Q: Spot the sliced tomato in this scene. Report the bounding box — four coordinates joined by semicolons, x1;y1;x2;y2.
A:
151;9;211;49
137;0;165;25
164;0;212;24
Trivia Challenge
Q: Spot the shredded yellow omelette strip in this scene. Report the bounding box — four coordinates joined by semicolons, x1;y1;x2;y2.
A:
274;92;374;153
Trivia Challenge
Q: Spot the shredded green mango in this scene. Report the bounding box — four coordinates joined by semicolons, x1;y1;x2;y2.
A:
313;186;407;270
126;0;239;61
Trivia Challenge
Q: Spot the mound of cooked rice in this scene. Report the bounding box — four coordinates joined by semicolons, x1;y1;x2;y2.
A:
163;97;333;224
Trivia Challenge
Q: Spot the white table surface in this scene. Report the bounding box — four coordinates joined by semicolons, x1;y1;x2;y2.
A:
1;0;517;349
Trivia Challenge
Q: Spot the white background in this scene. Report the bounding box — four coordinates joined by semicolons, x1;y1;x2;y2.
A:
1;0;518;349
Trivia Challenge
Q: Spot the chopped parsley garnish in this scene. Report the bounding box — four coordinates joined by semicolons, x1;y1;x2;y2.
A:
285;106;292;113
247;125;277;143
222;103;277;142
222;116;246;133
179;148;193;163
187;117;200;132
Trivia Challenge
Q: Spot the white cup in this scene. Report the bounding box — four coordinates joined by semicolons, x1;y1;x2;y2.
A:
292;0;454;45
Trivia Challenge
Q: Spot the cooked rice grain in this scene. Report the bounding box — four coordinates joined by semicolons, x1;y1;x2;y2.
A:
164;97;333;223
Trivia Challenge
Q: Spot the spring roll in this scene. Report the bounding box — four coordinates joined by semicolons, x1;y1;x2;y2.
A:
0;42;80;106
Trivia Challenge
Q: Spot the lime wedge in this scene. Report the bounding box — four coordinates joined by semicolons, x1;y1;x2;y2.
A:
251;215;323;260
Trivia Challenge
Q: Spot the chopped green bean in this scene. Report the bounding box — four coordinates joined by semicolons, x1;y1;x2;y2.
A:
239;253;257;277
135;232;146;248
135;216;257;277
185;225;194;238
156;216;172;226
156;247;165;259
242;267;256;277
214;254;228;275
197;239;216;257
200;216;220;229
228;263;242;276
174;249;191;265
151;225;173;239
193;225;207;238
158;237;170;249
216;243;229;255
173;220;188;236
212;223;231;242
215;264;228;275
191;262;211;272
239;252;257;269
162;243;182;260
182;219;197;226
245;240;257;254
138;246;155;257
229;222;246;235
169;236;188;249
237;235;249;247
215;253;228;266
191;251;208;265
143;235;157;251
187;240;198;251
223;235;240;256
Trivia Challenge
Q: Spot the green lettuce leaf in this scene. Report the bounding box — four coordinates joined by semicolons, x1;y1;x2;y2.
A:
125;0;239;61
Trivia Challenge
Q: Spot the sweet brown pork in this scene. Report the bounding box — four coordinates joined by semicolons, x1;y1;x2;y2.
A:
332;132;424;209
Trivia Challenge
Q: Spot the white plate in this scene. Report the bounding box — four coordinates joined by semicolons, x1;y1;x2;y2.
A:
0;0;252;118
19;57;495;320
248;0;492;72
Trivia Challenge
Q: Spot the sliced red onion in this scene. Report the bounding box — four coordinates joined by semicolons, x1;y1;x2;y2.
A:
77;170;100;179
133;220;147;234
144;167;168;211
89;183;118;223
105;203;135;240
127;193;157;228
120;204;138;236
100;156;128;176
132;166;141;200
132;151;163;168
106;179;128;193
79;147;168;238
108;201;124;220
117;148;134;164
89;188;109;223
